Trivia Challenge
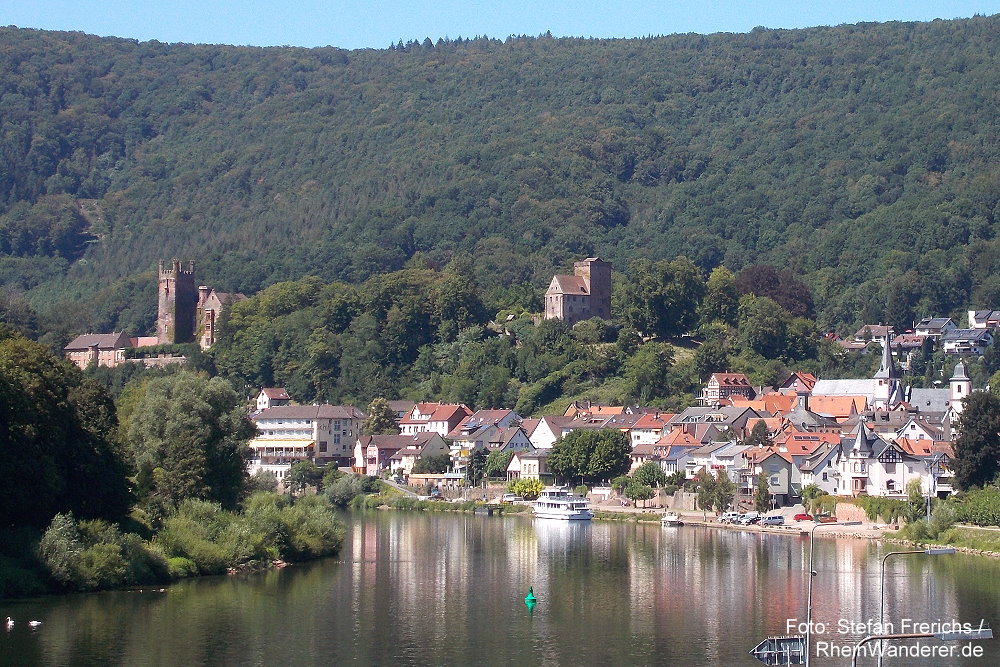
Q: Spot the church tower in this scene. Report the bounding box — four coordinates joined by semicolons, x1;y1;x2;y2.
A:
872;336;902;410
950;361;972;416
156;259;197;344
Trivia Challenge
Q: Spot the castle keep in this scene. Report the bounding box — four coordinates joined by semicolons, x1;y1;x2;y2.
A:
543;257;612;326
157;259;245;348
157;259;197;344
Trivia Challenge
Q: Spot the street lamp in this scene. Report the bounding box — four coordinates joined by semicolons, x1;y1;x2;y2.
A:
877;547;956;667
804;520;862;667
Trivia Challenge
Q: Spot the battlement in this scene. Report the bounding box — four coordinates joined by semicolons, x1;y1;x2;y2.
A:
158;259;195;277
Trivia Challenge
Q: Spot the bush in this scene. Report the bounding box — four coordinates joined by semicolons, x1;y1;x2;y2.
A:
508;478;544;500
167;556;198;578
857;496;909;524
574;485;589;498
327;475;367;507
956;487;1000;526
37;514;169;590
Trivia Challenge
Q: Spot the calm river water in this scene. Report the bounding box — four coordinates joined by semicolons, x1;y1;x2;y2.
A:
2;511;999;666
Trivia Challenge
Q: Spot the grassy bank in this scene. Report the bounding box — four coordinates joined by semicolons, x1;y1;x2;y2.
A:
349;494;532;514
1;492;345;599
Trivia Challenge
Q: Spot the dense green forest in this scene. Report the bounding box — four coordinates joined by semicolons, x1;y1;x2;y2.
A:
1;17;1000;342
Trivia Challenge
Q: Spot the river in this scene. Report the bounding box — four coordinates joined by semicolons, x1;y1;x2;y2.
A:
2;511;998;665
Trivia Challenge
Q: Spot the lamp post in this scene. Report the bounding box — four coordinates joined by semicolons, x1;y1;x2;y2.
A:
805;520;862;667
876;547;956;667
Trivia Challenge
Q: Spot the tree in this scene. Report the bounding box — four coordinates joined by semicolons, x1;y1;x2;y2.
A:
547;429;631;485
0;331;130;528
466;448;488;487
412;454;451;474
619;257;705;339
735;265;814;319
621;342;675;403
713;471;736;513
694;469;715;511
737;294;791;360
754;473;771;512
286;461;323;494
362;397;399;435
952;391;1000;489
745;421;773;448
508;478;544;500
125;371;256;516
633;461;667;488
624;482;654;507
485;450;515;478
699;266;739;326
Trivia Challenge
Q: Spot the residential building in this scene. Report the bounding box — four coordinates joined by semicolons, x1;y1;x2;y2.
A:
700;373;756;406
255;387;291;411
249;404;365;472
506;450;551;482
384;433;450;477
399;403;472;436
914;317;957;338
942;329;994;356
968;310;1000;330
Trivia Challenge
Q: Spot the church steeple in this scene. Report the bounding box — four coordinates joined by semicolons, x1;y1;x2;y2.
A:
872;333;901;409
950;361;971;416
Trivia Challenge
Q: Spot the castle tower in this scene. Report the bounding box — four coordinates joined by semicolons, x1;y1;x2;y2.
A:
156;259;197;344
950;361;972;416
573;257;612;320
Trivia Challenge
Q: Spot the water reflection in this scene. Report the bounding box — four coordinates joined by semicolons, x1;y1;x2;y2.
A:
1;513;997;666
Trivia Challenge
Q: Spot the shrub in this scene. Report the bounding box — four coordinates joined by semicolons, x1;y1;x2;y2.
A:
327;475;366;507
956;487;1000;526
167;556;198;578
508;478;544;500
857;496;908;524
37;514;83;586
574;485;589;498
279;496;344;560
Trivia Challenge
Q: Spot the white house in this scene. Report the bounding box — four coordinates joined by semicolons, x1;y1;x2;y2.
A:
255;387;290;412
399;403;472;436
942;329;994;356
248;404;365;474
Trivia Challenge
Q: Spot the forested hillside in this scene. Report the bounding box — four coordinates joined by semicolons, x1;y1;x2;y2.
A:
1;17;1000;338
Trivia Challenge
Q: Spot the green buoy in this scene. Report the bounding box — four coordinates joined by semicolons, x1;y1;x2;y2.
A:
524;586;537;614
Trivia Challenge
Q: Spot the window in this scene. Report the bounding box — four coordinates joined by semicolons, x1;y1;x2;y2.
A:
769;474;779;486
319;441;327;453
822;472;828;482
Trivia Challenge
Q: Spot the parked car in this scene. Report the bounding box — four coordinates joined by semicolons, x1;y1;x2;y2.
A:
793;513;813;522
738;512;760;525
815;514;838;523
760;515;785;526
718;511;742;524
501;494;524;504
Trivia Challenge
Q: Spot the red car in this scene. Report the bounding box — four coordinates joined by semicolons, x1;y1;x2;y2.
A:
816;514;838;523
793;513;812;521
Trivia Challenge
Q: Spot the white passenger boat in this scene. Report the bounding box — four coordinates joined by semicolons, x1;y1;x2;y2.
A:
532;486;593;520
661;512;684;527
